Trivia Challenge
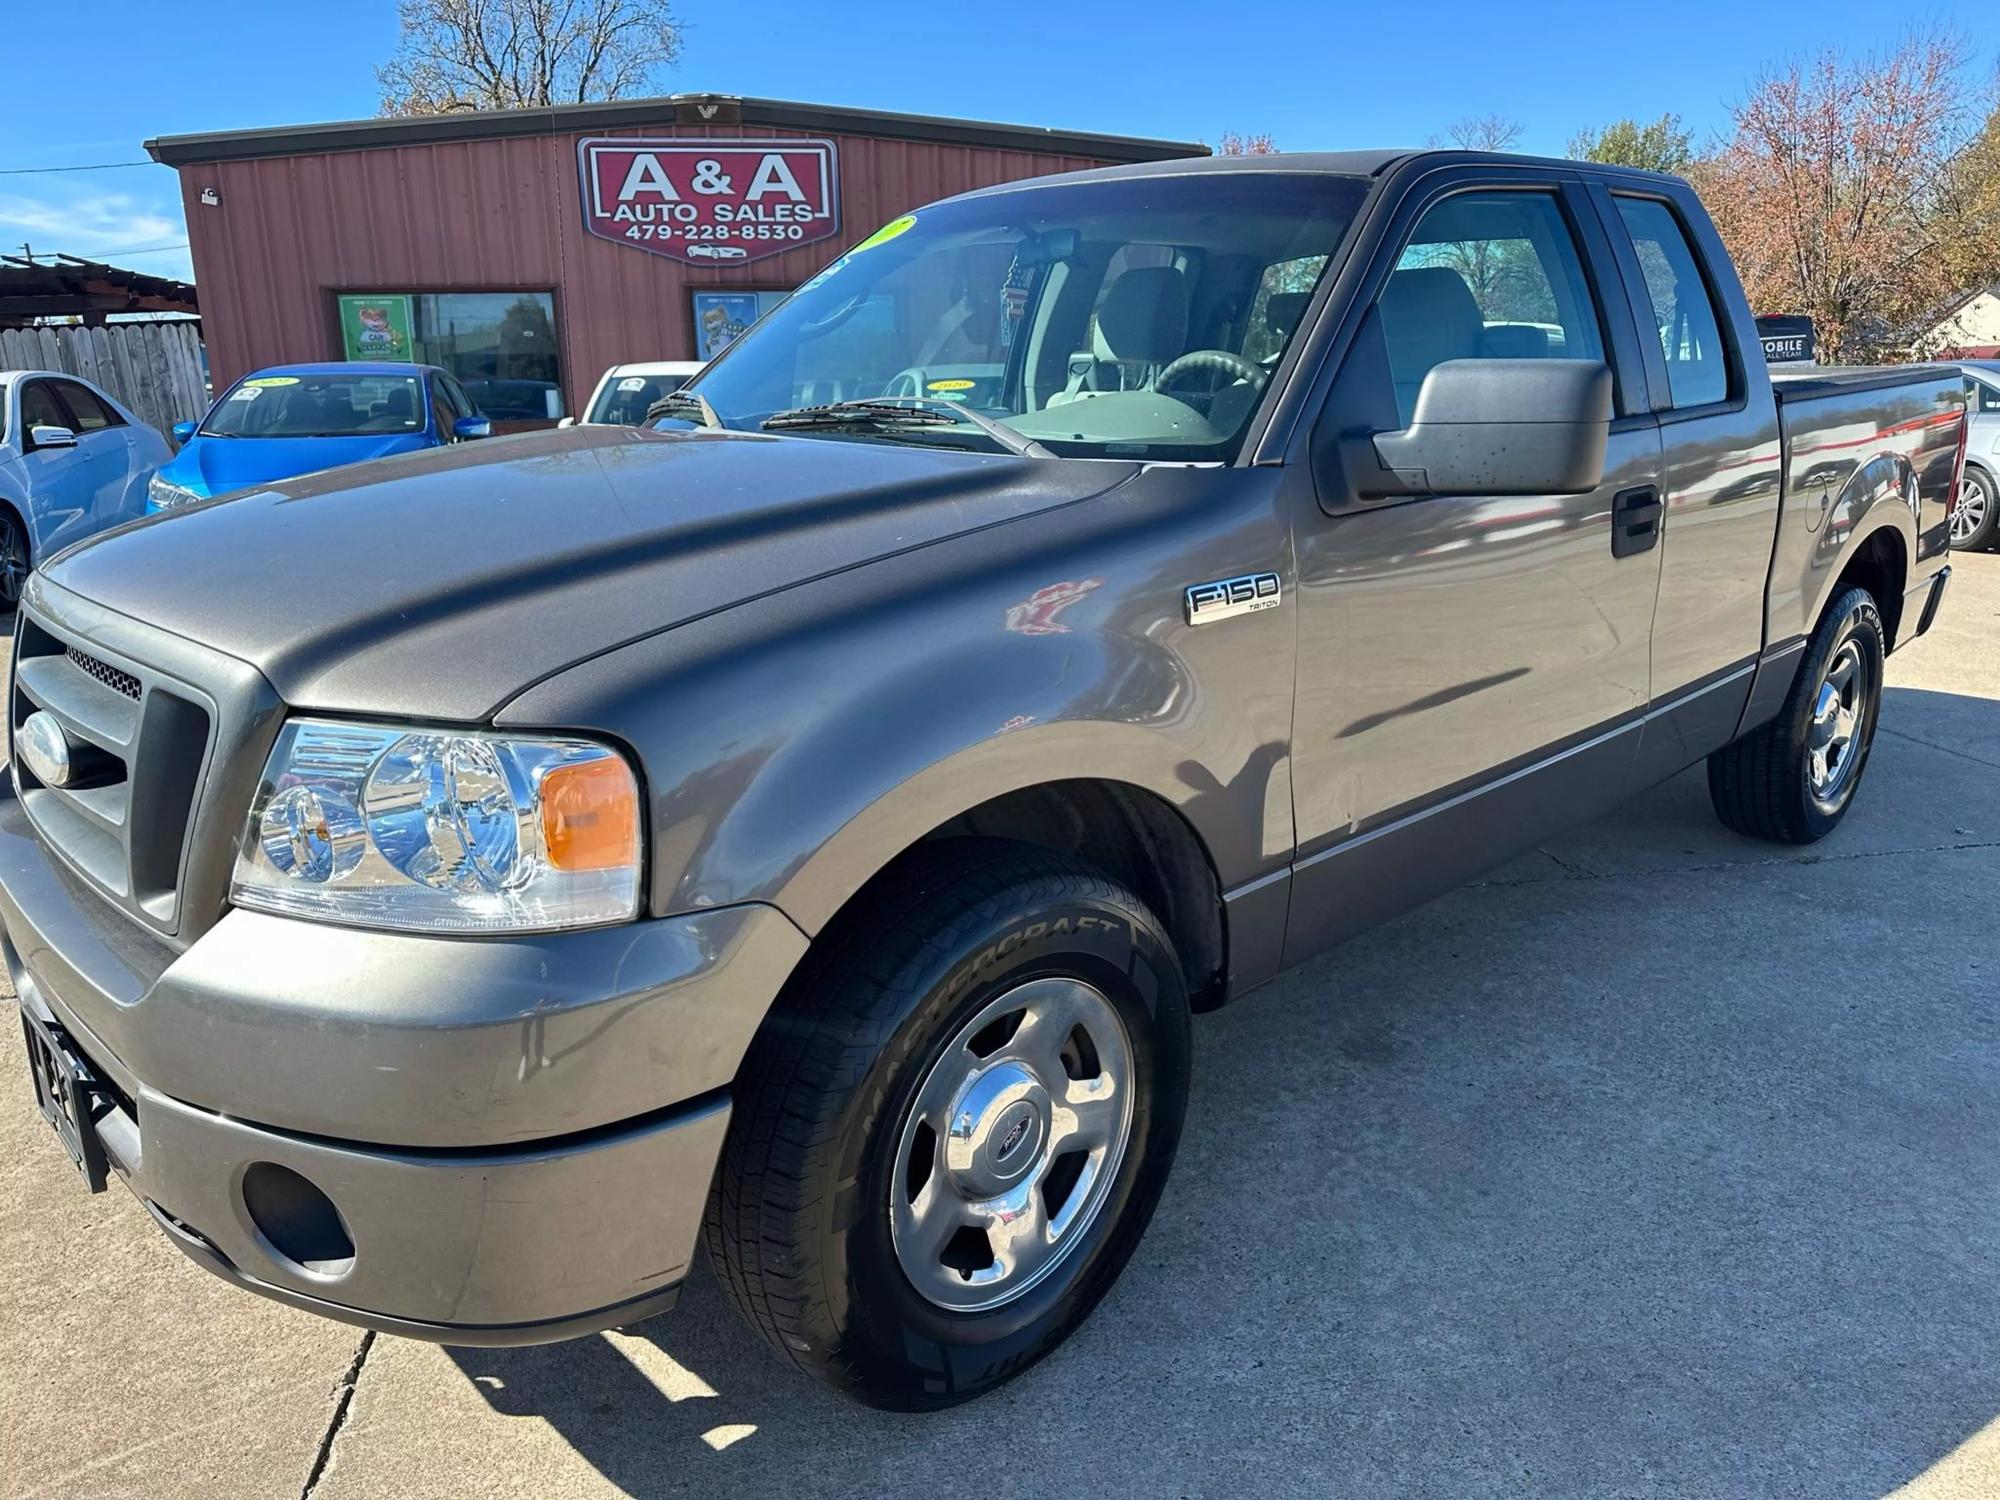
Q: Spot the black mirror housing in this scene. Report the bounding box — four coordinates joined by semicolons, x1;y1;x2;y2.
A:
1367;359;1612;497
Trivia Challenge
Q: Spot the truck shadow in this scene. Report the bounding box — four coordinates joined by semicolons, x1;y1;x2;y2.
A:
448;682;2000;1498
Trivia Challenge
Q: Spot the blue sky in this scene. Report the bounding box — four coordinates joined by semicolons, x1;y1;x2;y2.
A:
0;0;1984;285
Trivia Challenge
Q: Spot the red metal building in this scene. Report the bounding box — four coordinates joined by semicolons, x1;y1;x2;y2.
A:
145;94;1203;422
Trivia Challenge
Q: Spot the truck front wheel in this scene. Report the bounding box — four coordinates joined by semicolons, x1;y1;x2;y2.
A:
704;840;1191;1408
1707;585;1885;843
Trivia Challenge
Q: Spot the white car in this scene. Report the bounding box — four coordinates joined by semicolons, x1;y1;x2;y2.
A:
569;361;707;427
1951;361;2000;551
0;371;170;610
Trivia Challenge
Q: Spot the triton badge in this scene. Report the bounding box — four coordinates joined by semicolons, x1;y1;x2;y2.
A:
1185;572;1281;626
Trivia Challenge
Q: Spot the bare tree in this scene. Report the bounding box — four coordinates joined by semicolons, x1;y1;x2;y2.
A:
378;0;682;115
1698;30;1969;361
1432;115;1524;153
1215;131;1279;156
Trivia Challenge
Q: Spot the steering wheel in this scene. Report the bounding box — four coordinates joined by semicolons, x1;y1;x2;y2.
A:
1156;349;1268;392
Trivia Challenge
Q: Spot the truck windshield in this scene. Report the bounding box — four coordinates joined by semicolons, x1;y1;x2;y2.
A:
685;172;1369;461
201;374;426;439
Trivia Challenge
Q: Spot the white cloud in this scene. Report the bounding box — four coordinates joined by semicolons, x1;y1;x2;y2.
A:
0;188;183;264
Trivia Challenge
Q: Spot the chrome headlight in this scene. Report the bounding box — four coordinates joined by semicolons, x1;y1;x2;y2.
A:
231;719;643;934
147;474;204;509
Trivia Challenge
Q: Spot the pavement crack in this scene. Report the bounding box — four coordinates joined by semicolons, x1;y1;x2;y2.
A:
1878;725;2000;771
299;1330;375;1500
1476;838;2000;889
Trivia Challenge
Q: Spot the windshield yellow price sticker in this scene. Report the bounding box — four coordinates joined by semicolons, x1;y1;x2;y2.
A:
243;376;300;387
927;379;976;392
853;215;916;253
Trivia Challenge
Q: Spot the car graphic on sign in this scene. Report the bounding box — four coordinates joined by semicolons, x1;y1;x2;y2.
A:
686;244;750;261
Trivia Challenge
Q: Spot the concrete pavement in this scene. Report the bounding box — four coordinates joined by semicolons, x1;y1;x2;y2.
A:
3;554;1997;1499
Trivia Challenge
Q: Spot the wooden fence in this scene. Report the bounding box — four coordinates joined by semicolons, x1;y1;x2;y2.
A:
0;321;207;436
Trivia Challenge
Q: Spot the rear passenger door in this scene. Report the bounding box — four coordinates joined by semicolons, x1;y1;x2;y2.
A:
1285;172;1664;963
1589;185;1782;776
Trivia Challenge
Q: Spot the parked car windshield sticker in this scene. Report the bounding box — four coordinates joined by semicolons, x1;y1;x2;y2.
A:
244;377;299;388
854;215;916;253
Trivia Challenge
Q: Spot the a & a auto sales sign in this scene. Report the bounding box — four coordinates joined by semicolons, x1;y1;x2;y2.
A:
578;138;840;266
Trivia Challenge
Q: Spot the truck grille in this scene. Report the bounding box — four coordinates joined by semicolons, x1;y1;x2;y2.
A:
66;647;141;701
10;611;214;931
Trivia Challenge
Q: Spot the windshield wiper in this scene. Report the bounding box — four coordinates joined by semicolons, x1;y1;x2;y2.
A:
644;388;724;430
760;398;1052;458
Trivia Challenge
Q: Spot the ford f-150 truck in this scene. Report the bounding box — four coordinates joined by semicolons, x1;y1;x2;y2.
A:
2;150;1966;1410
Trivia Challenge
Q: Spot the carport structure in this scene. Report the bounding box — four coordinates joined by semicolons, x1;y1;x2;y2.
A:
0;256;198;328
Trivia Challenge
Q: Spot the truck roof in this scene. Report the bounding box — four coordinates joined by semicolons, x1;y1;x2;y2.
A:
946;149;1689;201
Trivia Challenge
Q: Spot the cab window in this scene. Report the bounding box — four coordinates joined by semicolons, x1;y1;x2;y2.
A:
1613;196;1732;410
1381;191;1606;424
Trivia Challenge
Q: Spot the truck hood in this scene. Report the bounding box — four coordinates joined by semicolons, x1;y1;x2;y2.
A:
168;432;433;494
46;425;1140;721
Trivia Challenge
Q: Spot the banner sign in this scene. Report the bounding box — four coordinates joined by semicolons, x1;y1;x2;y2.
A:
1755;314;1815;366
337;294;414;361
579;138;839;265
691;291;765;360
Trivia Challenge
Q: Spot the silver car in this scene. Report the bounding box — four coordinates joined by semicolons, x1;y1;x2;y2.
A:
1951;361;2000;550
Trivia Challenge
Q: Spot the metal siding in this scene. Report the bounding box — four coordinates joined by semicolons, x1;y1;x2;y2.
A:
174;123;1123;410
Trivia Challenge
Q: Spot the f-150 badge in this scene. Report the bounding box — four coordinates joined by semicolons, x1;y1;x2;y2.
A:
1185;572;1281;625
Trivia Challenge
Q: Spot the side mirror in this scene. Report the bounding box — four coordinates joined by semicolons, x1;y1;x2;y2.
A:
452;415;492;441
556;416;576;429
1367;359;1612;497
171;420;198;445
29;424;77;450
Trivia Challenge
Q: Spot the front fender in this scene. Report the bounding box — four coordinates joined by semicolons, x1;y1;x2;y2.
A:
498;467;1296;935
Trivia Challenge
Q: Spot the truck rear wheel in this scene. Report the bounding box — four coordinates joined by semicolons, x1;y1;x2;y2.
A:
704;840;1191;1409
1707;585;1884;843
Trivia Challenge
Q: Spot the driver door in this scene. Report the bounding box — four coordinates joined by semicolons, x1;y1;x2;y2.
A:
1284;176;1663;964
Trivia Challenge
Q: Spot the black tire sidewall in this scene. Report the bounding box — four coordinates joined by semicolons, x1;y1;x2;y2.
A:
1787;590;1885;838
1958;466;2000;551
822;883;1191;1404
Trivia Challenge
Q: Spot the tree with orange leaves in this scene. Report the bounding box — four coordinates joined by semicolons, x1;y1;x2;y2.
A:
1696;31;1971;363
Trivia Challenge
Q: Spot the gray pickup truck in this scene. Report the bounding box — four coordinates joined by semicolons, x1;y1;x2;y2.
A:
3;149;1966;1409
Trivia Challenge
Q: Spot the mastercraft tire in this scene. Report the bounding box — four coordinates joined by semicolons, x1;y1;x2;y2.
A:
1951;464;1998;551
1707;585;1885;844
704;839;1192;1409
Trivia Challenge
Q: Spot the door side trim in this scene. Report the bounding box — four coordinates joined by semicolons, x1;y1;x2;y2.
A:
1733;636;1807;738
1280;658;1757;970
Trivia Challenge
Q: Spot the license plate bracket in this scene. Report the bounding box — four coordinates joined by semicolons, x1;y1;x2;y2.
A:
19;1006;111;1193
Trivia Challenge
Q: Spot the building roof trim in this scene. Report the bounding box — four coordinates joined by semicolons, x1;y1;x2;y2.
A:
145;93;1209;168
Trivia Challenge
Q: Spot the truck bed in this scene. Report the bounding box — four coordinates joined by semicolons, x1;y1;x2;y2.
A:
1764;362;1961;650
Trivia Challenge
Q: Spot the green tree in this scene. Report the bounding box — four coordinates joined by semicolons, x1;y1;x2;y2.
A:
1566;114;1696;174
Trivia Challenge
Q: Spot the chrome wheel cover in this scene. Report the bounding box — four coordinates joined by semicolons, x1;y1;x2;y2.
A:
1806;637;1870;810
1952;472;1990;544
890;976;1135;1313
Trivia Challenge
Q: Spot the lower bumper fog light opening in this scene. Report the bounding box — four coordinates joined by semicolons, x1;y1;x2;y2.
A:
241;1161;356;1276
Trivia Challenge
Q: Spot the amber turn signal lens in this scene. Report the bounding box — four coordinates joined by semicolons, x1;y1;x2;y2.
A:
539;756;640;872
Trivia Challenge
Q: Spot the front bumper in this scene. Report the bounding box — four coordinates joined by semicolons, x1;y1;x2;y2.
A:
0;782;808;1342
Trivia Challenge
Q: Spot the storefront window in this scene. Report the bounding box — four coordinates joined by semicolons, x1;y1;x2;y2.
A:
691;290;790;361
336;290;565;420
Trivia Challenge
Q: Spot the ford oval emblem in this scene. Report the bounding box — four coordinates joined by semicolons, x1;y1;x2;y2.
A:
17;711;73;788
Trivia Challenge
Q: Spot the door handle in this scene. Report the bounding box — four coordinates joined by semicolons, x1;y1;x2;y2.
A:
1611;485;1663;558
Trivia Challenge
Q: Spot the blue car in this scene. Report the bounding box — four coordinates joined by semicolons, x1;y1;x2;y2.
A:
0;369;172;610
146;362;491;513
